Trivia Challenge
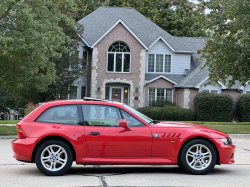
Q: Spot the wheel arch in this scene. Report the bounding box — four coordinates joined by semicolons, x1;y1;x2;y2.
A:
177;136;220;165
31;135;76;162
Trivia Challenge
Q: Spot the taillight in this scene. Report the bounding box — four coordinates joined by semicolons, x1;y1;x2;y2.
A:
17;128;26;139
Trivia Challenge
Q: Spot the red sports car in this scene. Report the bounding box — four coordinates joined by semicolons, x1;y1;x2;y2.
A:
12;98;235;176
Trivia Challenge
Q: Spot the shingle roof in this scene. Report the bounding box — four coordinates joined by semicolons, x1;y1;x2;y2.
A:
78;7;194;52
145;74;186;84
174;37;209;88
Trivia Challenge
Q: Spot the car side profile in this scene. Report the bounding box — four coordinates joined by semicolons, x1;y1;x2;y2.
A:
12;98;235;176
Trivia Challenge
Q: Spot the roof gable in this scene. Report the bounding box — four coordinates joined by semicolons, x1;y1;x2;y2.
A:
78;7;194;52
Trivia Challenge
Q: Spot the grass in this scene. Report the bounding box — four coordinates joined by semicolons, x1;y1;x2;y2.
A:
174;121;250;125
0;120;19;124
0;126;17;135
203;124;250;134
0;120;250;135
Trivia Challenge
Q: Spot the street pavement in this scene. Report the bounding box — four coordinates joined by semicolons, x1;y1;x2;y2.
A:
0;138;250;187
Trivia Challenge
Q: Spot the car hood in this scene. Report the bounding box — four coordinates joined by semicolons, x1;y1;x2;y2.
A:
149;121;228;138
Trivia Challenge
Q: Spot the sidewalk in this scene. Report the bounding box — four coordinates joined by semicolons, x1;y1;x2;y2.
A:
0;124;16;126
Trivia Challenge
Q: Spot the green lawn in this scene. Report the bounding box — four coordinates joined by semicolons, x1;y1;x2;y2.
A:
0;126;17;135
203;124;250;134
0;120;19;124
0;121;250;135
175;121;250;125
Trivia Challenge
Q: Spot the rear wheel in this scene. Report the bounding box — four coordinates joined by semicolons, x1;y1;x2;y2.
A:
179;139;217;175
35;139;73;176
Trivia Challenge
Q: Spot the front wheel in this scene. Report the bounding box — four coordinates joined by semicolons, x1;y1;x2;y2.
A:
35;139;73;176
179;139;217;175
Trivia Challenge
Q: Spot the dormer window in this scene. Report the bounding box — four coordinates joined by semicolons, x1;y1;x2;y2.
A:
107;41;130;73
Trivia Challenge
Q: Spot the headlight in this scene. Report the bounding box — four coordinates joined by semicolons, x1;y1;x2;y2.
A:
221;137;232;145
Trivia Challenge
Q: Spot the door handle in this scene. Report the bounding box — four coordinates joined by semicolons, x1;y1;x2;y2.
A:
89;132;100;135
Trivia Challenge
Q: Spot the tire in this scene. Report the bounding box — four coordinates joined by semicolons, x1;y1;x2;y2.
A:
35;139;73;176
179;139;217;175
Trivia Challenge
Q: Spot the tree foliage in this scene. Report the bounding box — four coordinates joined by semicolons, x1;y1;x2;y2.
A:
199;0;250;87
0;0;83;100
76;0;206;37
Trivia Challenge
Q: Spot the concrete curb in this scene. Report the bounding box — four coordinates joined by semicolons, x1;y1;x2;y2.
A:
0;135;17;139
0;124;16;126
228;134;250;139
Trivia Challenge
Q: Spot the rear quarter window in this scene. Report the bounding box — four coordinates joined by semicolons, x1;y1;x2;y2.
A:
36;105;79;125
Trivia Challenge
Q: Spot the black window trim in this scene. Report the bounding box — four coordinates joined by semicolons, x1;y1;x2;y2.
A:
35;104;84;126
81;104;146;127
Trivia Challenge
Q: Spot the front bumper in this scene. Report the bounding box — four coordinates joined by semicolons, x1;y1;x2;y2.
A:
12;138;39;162
213;139;235;164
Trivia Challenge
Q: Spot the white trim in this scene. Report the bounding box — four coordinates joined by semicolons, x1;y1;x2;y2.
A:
195;76;227;89
217;81;227;89
148;36;195;54
80;37;91;48
147;53;172;74
195;76;209;88
90;19;148;50
148;88;174;104
149;36;175;52
145;75;177;85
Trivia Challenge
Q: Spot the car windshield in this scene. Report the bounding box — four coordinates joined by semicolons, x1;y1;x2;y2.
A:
123;104;153;124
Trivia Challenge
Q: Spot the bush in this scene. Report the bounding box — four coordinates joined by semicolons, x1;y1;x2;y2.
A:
237;94;250;122
161;105;195;121
194;92;233;122
24;103;39;116
149;99;176;108
137;105;195;121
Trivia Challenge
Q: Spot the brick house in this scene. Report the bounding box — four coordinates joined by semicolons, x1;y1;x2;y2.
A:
63;6;250;110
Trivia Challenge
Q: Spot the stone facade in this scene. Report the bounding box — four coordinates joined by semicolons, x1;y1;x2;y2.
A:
90;23;145;108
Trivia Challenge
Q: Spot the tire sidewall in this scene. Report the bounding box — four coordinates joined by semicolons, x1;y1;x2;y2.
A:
35;139;73;176
180;139;217;175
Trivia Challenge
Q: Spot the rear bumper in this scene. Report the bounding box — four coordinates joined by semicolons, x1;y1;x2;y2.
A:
213;139;235;164
12;138;39;162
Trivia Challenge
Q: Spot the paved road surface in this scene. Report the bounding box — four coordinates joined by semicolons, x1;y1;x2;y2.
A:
0;138;249;187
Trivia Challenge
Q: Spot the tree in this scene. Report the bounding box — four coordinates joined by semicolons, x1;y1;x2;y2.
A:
75;0;206;37
0;91;26;116
0;0;82;99
155;0;206;37
199;0;250;87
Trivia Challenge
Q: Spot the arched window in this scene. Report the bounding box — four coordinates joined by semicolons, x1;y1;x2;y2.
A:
107;41;130;72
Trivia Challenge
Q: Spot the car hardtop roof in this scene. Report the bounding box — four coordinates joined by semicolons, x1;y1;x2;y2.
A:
42;97;124;106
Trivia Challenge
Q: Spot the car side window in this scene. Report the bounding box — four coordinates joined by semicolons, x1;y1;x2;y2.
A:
36;105;79;125
121;110;145;127
82;105;121;127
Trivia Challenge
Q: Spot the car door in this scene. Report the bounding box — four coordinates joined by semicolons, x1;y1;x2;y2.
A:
83;104;152;157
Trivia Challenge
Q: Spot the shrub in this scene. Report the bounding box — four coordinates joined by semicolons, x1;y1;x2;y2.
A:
194;92;233;122
161;105;195;121
237;94;250;122
149;99;176;107
137;105;195;121
24;103;39;116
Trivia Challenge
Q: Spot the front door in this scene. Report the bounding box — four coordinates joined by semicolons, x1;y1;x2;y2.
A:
111;88;122;102
82;104;152;157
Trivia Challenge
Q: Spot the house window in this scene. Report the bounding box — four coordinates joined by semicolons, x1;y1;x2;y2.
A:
60;86;78;99
81;86;86;99
70;51;79;70
69;86;77;99
107;41;130;73
246;91;250;95
148;54;171;73
149;88;173;104
203;90;218;94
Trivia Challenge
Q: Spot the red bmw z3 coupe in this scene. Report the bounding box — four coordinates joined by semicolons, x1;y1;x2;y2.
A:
12;98;235;176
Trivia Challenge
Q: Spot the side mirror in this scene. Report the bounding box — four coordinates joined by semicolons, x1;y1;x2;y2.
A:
119;119;131;131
